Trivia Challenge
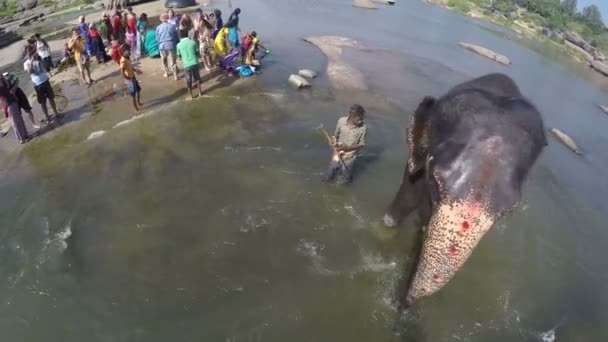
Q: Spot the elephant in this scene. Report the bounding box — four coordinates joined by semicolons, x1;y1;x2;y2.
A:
383;73;547;306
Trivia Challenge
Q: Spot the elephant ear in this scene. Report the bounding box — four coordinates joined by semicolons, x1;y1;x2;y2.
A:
407;96;436;175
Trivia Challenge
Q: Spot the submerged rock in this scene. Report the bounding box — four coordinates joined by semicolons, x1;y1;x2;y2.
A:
303;36;367;90
458;42;511;65
288;74;310;88
598;104;608;115
549;128;583;155
353;0;378;9
87;130;106;140
298;69;317;79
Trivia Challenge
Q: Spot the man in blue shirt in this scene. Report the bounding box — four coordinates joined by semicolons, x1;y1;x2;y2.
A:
155;12;179;80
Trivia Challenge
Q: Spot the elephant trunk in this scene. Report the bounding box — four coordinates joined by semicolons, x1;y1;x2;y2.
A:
405;198;495;304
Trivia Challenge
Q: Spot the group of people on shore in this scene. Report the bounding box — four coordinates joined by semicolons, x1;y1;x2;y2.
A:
1;5;362;184
0;5;271;144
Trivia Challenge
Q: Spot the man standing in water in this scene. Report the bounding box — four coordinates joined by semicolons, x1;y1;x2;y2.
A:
324;104;367;184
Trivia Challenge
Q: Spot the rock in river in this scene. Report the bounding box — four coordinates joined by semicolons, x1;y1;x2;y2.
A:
598;104;608;115
458;42;511;66
298;69;317;79
303;36;367;90
589;60;608;77
353;0;379;9
549;128;583;155
288;74;310;89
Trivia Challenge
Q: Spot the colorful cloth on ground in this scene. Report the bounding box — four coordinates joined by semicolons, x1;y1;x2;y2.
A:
145;30;159;57
176;37;199;69
219;49;239;71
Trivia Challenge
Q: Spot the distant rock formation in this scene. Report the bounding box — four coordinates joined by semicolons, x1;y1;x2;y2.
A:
458;42;511;65
564;31;605;62
589;60;608;77
353;0;378;9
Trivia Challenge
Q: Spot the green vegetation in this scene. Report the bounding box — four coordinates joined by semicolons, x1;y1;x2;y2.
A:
448;0;471;13
0;1;18;18
445;0;608;54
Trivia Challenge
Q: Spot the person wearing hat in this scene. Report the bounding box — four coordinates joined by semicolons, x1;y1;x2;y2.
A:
156;12;179;80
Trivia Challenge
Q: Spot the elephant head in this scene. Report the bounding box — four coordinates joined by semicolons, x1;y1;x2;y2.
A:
384;73;547;305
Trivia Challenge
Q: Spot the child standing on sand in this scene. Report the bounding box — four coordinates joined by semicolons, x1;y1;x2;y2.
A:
119;47;143;111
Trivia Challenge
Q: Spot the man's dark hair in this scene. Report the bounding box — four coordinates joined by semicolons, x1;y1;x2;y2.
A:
34;33;41;39
179;29;189;39
348;104;365;118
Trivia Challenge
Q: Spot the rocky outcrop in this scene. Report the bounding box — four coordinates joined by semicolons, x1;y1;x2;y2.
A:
0;29;22;50
18;0;39;11
353;0;378;9
458;42;511;65
549;128;582;155
164;0;197;8
564;31;605;62
304;36;367;90
589;60;608;77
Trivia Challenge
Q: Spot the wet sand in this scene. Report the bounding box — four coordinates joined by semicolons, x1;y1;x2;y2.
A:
0;0;228;152
1;50;258;153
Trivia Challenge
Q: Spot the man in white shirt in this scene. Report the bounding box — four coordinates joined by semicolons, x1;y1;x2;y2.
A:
24;45;61;123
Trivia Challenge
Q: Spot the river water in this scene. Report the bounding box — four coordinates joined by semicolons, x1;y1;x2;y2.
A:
1;0;607;341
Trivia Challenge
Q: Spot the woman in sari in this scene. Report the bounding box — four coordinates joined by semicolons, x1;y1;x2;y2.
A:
211;9;223;40
137;13;148;56
0;75;29;144
213;26;229;59
225;8;241;48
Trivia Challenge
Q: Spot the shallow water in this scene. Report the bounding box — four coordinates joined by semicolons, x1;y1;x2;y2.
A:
1;0;608;341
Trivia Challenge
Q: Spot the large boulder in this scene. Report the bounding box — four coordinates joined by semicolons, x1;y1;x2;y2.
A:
589;60;608;77
458;42;511;65
164;0;197;8
564;31;595;54
353;0;378;9
17;0;38;11
304;36;367;91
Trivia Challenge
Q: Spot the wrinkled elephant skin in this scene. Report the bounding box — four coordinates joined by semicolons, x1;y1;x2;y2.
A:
384;73;547;305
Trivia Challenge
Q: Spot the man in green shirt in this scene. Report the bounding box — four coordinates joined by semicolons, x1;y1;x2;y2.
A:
176;29;203;99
